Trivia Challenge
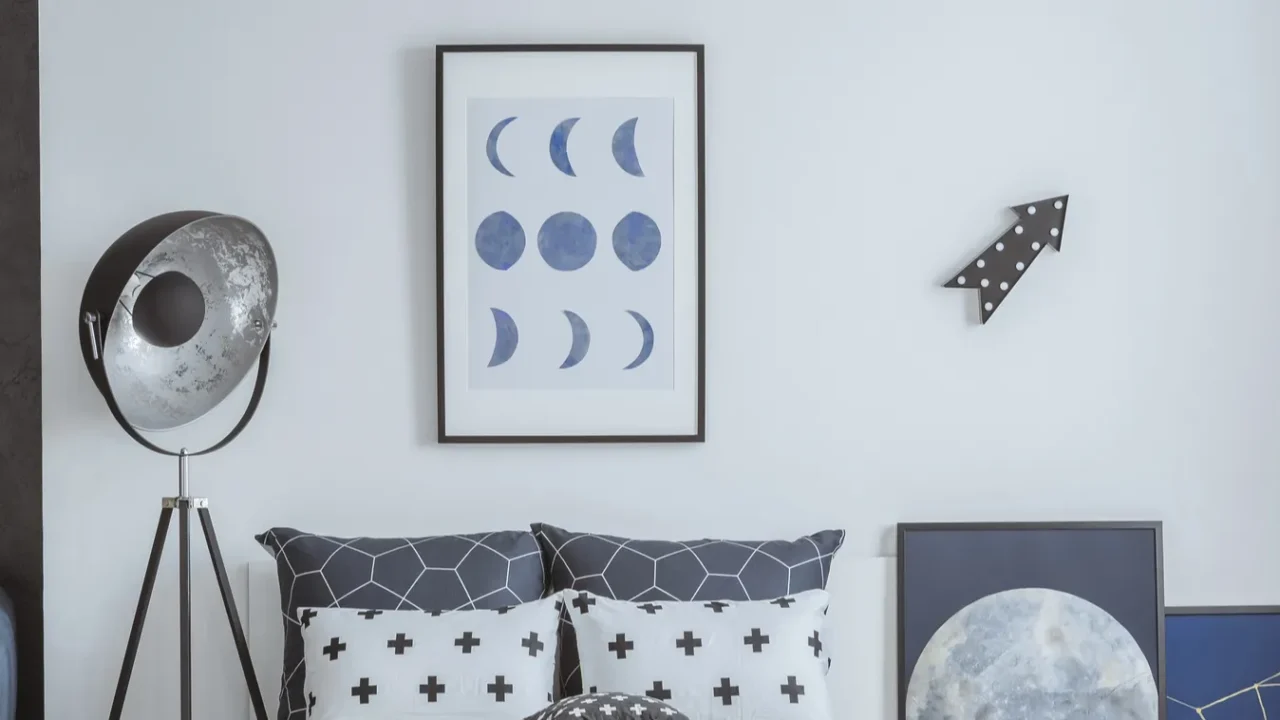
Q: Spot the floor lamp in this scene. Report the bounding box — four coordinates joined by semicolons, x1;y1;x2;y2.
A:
78;211;278;720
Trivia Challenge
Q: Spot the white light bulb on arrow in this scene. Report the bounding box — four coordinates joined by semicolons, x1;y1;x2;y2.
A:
943;194;1069;324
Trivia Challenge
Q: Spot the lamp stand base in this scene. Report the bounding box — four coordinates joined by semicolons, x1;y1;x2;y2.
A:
107;496;270;720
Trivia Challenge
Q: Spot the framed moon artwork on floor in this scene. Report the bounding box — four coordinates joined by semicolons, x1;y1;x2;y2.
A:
436;44;705;443
896;522;1166;720
1165;606;1280;720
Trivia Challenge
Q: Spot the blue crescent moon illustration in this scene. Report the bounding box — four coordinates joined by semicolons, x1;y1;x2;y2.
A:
549;118;580;177
623;310;654;370
488;308;519;367
611;117;644;177
485;116;517;177
560;310;591;369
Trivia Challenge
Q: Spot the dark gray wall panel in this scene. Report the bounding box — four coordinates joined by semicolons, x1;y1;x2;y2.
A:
0;0;42;716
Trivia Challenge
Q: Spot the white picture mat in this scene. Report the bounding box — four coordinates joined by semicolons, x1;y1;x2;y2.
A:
441;49;701;438
466;96;676;390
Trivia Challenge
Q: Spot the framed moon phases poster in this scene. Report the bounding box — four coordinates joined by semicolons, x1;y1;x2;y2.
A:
436;44;705;443
896;522;1166;720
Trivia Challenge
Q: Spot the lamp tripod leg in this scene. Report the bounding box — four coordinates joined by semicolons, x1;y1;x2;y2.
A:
199;506;270;720
108;507;173;720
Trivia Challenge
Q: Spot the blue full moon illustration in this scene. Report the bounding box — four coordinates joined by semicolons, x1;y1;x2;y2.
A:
549;118;580;177
560;310;591;369
475;211;526;270
538;212;596;271
611;117;645;177
485;116;517;177
487;308;519;367
905;588;1158;720
612;211;661;271
623;310;654;370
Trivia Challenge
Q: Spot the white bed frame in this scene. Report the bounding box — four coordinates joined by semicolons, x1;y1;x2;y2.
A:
245;557;897;720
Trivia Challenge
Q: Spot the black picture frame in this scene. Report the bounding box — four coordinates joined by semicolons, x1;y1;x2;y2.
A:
435;43;706;444
1164;604;1280;719
896;521;1166;720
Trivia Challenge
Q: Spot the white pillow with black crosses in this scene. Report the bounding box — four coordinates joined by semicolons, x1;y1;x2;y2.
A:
566;589;832;720
524;693;690;720
299;594;562;720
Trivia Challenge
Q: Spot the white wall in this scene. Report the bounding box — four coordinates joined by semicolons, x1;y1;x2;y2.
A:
40;0;1280;718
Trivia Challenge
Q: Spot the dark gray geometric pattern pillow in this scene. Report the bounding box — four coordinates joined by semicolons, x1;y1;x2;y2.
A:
531;523;845;697
256;527;545;720
525;693;689;720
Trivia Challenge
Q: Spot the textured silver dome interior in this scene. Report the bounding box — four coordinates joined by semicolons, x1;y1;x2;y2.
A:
101;214;277;431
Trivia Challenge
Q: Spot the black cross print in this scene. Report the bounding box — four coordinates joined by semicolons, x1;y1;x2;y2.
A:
308;692;316;715
322;637;346;661
554;599;565;613
299;608;317;628
781;676;805;703
572;592;596;614
358;609;383;619
608;633;635;659
770;597;795;608
488;675;513;702
637;603;663;614
704;601;729;613
646;681;672;701
351;678;377;704
427;609;444;617
743;628;770;652
808;630;823;658
712;678;740;706
454;631;481;653
387;633;413;654
675;631;703;656
419;676;445;702
522;631;545;657
495;606;513;615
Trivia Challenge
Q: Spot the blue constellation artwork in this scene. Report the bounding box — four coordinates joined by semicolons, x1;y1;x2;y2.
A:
485;116;517;177
1167;609;1280;720
474;211;525;270
560;310;591;369
549;118;580;177
538;212;596;271
623;310;654;370
611;117;645;177
487;308;519;367
612;211;661;271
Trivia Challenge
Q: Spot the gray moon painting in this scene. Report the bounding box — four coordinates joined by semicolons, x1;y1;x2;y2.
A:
624;310;654;370
487;308;519;367
538;212;596;271
560;310;591;369
486;116;517;177
905;588;1158;720
612;117;645;177
549;117;580;177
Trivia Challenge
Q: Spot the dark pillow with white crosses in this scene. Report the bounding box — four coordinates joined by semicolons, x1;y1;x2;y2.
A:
531;523;844;696
300;594;561;719
525;693;690;720
566;589;832;720
257;527;545;720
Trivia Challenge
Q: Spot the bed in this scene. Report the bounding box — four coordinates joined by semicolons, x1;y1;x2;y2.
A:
243;556;897;720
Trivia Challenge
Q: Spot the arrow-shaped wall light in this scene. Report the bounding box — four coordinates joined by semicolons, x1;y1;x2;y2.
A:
944;194;1069;323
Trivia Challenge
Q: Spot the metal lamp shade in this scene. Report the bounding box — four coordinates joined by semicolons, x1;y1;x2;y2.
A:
80;211;278;432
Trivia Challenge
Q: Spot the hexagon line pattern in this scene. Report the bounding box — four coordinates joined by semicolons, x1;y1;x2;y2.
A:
531;523;845;697
256;527;545;720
